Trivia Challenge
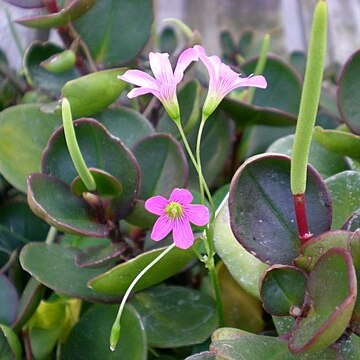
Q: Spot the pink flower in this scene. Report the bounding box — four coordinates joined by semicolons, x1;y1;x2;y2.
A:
118;48;198;121
194;45;267;117
145;188;210;249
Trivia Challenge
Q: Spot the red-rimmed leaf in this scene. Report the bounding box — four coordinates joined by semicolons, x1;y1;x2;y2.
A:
289;248;357;354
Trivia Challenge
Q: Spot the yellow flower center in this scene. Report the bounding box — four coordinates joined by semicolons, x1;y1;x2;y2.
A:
165;202;183;219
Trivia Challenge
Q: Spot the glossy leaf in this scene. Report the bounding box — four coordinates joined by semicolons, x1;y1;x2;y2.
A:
0;104;61;192
229;154;332;265
217;262;264;332
325;171;360;229
24;42;79;96
130;285;217;348
338;49;360;135
213;200;267;298
42;119;140;218
289;248;357;353
132;133;188;199
97;107;154;148
61;68;128;118
16;0;96;28
40;50;76;74
88;244;197;296
294;230;352;272
260;265;306;316
20;243;122;303
0;325;22;360
62;304;146;360
313;126;360;161
27;174;109;237
71;168;122;198
267;134;349;179
0;275;18;326
73;0;153;67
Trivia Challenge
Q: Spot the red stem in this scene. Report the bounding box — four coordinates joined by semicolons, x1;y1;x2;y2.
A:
293;193;312;245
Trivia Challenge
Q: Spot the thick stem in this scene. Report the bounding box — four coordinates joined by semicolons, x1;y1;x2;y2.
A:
62;98;96;191
293;194;312;245
110;243;176;351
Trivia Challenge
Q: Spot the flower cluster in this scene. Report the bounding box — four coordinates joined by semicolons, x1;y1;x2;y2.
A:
119;45;267;121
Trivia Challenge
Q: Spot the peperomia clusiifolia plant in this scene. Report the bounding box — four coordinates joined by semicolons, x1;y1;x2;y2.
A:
0;0;360;359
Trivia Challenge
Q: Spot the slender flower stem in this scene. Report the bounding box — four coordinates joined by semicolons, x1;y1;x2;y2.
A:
196;116;207;204
62;98;96;191
175;121;214;210
110;243;176;351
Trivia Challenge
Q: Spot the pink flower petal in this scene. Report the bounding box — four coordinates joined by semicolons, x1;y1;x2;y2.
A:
185;204;210;226
150;215;174;241
145;195;168;215
149;52;174;83
127;87;159;98
173;218;194;249
173;47;199;83
231;75;267;91
169;188;193;205
118;70;157;89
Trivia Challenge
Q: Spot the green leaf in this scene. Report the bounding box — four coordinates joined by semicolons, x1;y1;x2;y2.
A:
294;230;352;272
313;126;360;161
289;248;357;353
260;265;306;316
88;243;197;296
229;154;332;265
97;107;154;148
27;174;109;237
16;0;96;28
42;119;140;219
73;0;154;67
20;243;122;303
337;49;360;134
62;304;146;360
267;134;349;179
0;325;22;360
217;262;264;332
61;68;128;118
130;285;217;348
325;171;360;229
0;275;18;326
24;42;79;96
213;200;267;298
0;104;61;192
132;133;188;199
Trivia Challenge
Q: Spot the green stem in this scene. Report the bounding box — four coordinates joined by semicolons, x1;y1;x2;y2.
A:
175;122;214;210
4;8;24;57
62;98;96;191
110;243;176;351
247;33;270;103
45;226;58;245
290;1;327;195
196;116;207;204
